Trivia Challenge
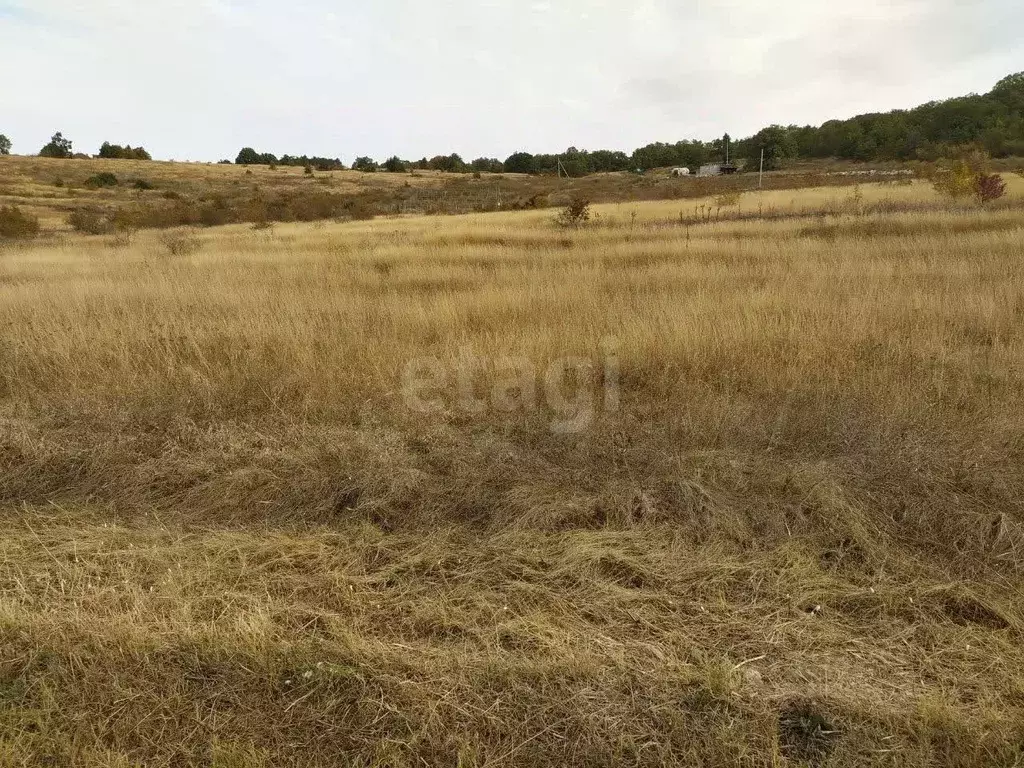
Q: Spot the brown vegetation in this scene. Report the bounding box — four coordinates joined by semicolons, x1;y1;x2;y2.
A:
1;175;1023;765
1;154;977;238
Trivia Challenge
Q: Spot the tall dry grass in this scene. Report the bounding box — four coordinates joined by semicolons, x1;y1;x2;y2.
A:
1;178;1024;765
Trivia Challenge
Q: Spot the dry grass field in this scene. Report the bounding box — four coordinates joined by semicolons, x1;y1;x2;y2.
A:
2;174;1024;766
0;154;938;233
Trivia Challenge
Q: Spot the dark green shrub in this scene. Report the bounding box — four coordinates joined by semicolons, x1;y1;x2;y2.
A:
236;148;278;165
39;132;73;158
352;157;378;172
131;179;155;191
83;172;118;189
98;142;152;160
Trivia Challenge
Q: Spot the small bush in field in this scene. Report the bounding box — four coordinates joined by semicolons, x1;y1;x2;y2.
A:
932;150;993;201
131;178;155;191
68;207;112;235
198;202;232;227
975;173;1006;204
715;192;742;208
83;172;118;189
158;229;204;257
109;210;139;247
0;206;40;240
509;193;549;211
931;160;977;199
555;198;591;228
343;198;377;221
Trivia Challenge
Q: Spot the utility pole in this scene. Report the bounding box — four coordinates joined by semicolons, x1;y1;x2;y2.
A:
759;148;764;189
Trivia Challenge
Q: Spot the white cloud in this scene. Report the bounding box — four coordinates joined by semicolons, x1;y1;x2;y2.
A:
0;0;1020;161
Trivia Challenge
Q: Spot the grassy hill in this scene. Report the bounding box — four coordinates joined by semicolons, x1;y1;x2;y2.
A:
2;173;1024;765
0;153;961;235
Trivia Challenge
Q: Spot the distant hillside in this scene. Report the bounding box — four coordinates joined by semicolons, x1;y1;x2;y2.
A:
365;72;1024;175
540;72;1024;175
316;72;1024;176
378;72;1024;175
3;74;1022;178
734;72;1024;168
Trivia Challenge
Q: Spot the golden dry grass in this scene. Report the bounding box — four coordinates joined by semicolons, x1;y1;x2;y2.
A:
2;177;1024;766
0;154;460;231
0;153;934;233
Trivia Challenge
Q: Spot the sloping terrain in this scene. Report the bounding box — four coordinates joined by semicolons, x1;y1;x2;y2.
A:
0;153;934;234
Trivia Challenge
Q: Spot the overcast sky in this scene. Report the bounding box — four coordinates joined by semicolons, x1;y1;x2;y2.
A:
1;0;1021;162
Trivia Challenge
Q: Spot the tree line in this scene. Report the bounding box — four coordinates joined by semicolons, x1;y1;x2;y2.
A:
233;148;345;171
4;73;1021;174
234;73;1024;176
0;132;153;161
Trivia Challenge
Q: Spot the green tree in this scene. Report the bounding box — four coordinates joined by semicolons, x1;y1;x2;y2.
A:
560;147;589;177
352;156;378;172
470;157;504;173
990;72;1024;114
428;154;466;173
747;125;797;170
588;149;630;172
98;142;152;160
0;135;10;155
236;147;259;165
39;132;73;158
503;152;536;174
932;149;990;199
382;156;408;173
235;147;278;165
632;142;675;170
